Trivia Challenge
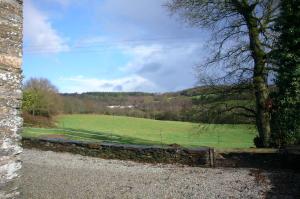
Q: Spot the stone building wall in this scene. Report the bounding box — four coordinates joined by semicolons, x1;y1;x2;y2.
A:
0;0;23;198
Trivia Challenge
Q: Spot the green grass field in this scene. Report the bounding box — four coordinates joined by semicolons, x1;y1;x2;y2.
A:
22;114;258;148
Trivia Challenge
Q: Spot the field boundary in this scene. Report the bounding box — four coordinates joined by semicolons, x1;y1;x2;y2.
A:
22;137;211;166
22;137;300;170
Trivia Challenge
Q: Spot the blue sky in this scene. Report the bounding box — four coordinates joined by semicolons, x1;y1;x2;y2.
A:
24;0;207;93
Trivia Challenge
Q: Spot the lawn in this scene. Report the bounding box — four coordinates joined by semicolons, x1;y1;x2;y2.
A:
22;114;258;148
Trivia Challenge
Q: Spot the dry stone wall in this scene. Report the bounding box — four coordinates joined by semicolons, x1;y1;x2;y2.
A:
22;138;300;170
0;0;23;198
22;138;211;166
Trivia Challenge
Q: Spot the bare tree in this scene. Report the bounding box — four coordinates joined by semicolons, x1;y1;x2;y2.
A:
167;0;280;147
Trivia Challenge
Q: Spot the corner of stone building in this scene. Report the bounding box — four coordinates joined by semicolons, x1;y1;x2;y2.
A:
0;0;23;198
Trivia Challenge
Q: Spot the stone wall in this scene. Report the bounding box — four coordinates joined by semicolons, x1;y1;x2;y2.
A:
0;0;23;198
22;138;300;170
22;138;211;166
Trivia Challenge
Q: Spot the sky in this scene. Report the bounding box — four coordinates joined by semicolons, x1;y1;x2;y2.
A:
23;0;207;93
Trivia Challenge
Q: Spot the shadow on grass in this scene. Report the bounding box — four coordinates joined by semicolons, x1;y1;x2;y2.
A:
25;127;165;147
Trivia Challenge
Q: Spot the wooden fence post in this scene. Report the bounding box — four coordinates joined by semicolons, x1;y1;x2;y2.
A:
209;148;215;167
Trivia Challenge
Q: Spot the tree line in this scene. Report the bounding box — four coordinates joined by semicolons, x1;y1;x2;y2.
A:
22;78;255;126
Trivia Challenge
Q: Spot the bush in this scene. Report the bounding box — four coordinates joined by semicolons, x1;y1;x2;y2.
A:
22;78;62;127
22;112;55;128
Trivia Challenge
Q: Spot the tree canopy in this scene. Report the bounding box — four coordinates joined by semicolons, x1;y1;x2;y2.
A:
167;0;280;147
22;78;62;117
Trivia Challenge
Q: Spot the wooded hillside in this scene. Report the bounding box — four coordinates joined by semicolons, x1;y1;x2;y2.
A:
61;85;255;124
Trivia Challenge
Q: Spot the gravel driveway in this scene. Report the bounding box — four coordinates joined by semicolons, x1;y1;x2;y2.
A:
20;149;300;199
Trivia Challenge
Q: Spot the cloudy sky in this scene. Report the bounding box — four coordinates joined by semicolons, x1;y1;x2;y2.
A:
24;0;208;93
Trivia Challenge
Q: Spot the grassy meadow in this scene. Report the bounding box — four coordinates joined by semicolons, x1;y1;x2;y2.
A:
22;114;257;148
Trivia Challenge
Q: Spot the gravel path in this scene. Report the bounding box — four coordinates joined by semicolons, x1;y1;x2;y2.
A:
20;149;299;199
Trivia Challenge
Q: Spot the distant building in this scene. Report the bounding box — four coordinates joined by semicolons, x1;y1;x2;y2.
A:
107;105;134;109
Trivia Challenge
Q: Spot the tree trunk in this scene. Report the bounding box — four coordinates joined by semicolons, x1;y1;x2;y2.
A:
253;72;271;147
0;0;23;198
245;14;271;147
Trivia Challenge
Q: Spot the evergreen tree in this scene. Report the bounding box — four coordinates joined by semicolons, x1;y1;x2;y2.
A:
271;0;300;146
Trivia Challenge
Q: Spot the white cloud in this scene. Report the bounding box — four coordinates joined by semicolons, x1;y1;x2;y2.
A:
90;0;207;92
23;0;207;93
118;43;204;91
59;75;158;93
120;44;163;72
58;42;204;93
24;0;69;54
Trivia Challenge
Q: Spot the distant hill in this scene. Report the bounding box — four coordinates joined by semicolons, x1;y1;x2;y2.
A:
60;85;255;124
62;91;154;98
